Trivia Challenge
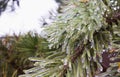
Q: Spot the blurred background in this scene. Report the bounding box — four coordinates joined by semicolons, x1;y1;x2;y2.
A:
0;0;59;36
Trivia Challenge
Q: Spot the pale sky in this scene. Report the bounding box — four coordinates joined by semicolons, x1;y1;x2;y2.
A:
0;0;58;36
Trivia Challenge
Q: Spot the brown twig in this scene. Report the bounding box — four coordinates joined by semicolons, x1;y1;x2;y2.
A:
71;44;85;63
60;65;69;77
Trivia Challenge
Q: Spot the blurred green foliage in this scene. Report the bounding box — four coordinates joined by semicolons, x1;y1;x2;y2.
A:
0;32;50;77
